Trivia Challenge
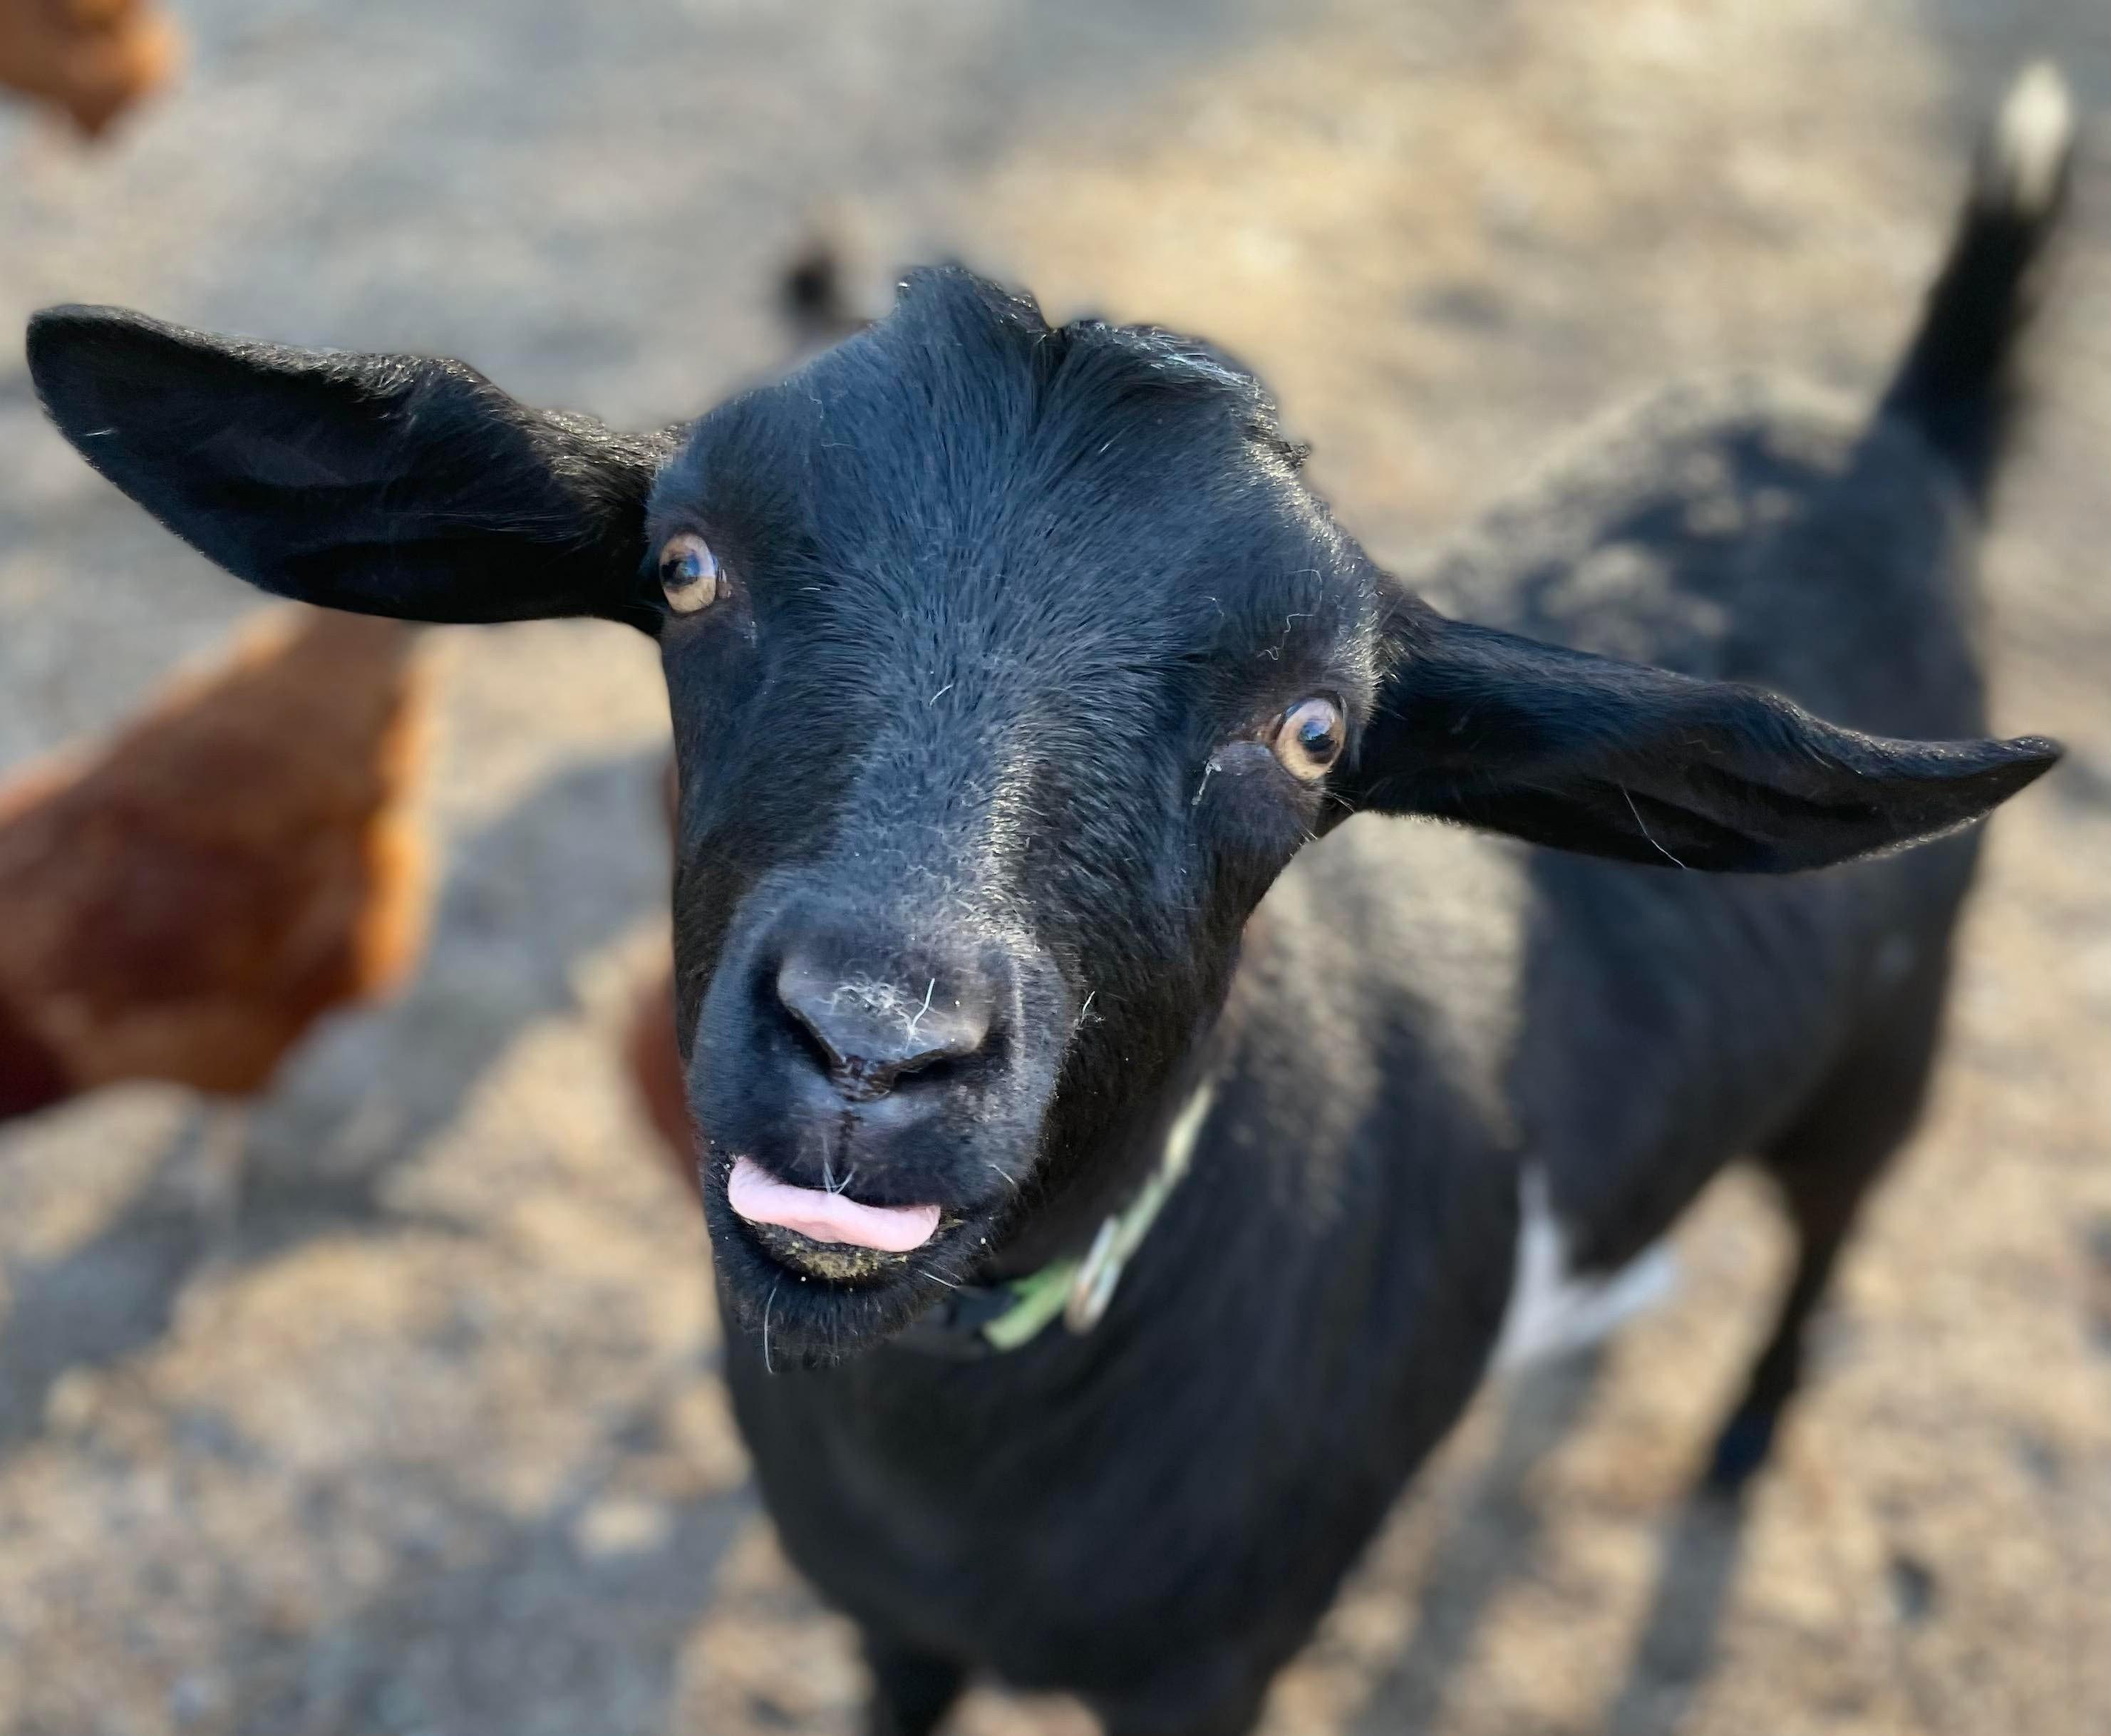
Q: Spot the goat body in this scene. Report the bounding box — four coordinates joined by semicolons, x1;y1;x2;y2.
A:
738;385;1993;1726
24;70;2073;1736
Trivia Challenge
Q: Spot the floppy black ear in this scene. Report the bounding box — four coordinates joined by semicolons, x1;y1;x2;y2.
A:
1341;606;2059;872
26;305;672;632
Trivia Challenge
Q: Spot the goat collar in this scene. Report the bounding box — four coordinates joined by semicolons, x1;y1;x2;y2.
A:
896;1076;1218;1359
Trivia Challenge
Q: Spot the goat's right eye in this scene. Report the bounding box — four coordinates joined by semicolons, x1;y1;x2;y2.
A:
659;534;723;615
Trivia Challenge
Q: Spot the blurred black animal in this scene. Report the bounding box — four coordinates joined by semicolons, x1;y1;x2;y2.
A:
24;66;2074;1736
778;232;873;348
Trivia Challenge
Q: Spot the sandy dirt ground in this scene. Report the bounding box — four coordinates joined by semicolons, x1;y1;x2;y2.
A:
1;1;2107;1732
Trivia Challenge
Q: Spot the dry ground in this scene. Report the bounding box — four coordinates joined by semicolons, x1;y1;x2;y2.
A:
1;2;2107;1732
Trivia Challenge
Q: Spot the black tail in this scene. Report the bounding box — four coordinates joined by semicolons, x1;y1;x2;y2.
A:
1880;63;2077;500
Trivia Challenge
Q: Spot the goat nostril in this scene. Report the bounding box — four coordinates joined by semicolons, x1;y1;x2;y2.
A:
779;991;852;1077
773;956;993;1098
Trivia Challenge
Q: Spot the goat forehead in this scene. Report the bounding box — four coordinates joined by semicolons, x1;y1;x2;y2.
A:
660;267;1352;645
666;408;1362;693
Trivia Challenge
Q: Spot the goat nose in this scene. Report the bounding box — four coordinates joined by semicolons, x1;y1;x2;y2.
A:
774;955;993;1099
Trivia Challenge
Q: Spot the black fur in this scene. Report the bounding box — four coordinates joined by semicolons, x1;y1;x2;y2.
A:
24;80;2072;1736
25;305;673;631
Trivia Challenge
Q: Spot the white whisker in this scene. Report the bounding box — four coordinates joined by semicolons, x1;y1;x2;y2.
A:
902;978;937;1043
763;1278;782;1375
1621;785;1689;869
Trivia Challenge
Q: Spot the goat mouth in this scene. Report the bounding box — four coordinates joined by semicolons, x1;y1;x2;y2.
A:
728;1154;941;1250
701;1152;1017;1359
723;1154;956;1283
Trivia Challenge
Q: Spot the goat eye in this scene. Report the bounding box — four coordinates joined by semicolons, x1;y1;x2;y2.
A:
658;534;722;615
1270;697;1345;782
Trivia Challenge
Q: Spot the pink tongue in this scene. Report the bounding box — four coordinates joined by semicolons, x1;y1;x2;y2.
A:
727;1156;941;1254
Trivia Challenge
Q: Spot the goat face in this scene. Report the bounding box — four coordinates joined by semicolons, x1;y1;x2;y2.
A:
652;272;1378;1345
26;271;2057;1359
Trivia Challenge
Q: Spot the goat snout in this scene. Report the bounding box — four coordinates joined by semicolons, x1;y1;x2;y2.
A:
772;948;997;1103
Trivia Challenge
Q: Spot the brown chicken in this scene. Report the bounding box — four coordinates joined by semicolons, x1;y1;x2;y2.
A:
0;606;430;1128
0;0;178;138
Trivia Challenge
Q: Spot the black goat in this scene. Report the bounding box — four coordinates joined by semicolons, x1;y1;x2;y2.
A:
25;66;2075;1736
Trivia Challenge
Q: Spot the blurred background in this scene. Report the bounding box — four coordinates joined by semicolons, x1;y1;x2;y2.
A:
1;1;2108;1732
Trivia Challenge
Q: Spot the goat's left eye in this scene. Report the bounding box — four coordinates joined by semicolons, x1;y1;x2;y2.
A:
1271;697;1346;782
658;533;722;615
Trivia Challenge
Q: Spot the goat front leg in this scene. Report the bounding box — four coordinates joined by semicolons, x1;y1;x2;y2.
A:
1099;1682;1269;1736
863;1633;967;1736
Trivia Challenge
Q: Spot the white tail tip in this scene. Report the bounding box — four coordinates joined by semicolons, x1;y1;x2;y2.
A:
1986;61;2077;218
